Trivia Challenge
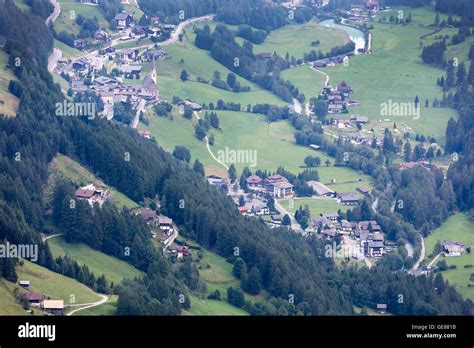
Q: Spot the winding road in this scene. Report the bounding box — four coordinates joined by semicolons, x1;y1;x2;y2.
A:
66;294;109;316
193;111;229;170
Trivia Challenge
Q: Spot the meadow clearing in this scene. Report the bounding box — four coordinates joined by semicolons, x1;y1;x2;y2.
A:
0;51;19;117
319;7;458;144
16;260;102;304
424;213;474;301
45;154;139;209
48;236;143;285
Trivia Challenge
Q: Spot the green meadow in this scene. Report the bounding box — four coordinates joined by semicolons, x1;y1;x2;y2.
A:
0;50;19;117
425;213;474;301
319;7;457;143
281;64;327;100
55;0;109;36
251;19;351;60
48;236;143;285
279;197;342;217
16;260;101;304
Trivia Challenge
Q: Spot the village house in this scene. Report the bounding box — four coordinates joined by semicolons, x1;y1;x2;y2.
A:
356;186;369;195
359;220;381;233
321;228;338;240
338;192;360;205
114;11;134;29
312;216;334;231
270;214;282;224
366;1;380;12
264;175;294;198
322;212;338;222
351;115;368;125
116;48;137;62
367;241;384;257
246;175;263;189
238;206;250;216
80;0;100;4
19;280;30;288
340;220;354;233
328;103;344;114
376;303;387;314
337;81;353;94
170;245;191;259
23;292;43;307
42;300;64;316
95;30;110;42
442;241;465;257
178;99;203;112
158;215;173;231
135;207;159;225
75;184;109;206
245;198;270;216
139;130;152;139
307;181;335;197
256;52;273;61
206;175;230;193
144;49;169;62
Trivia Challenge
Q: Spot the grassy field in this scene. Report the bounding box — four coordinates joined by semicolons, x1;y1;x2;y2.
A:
16;260;101;305
212;110;331;174
0;279;33;315
48;236;143;285
281;64;327;100
425;213;474;301
279;197;344;217
46;154;139;209
187;295;248;315
55;0;109;36
251;19;350;60
54;39;81;59
13;0;30;12
0;50;20;117
320;7;457;144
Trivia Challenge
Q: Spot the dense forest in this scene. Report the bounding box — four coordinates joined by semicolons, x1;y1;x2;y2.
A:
436;0;474;27
0;0;472;315
139;0;313;29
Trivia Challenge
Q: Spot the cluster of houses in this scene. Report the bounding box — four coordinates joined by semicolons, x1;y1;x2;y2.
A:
19;281;64;315
134;207;175;240
341;1;381;26
313;54;351;69
319;82;359;115
75;183;110;207
65;45;168;120
312;216;386;257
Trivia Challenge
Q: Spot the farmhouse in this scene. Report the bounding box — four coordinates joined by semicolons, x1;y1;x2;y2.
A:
321;229;337;239
23;292;43;306
366;1;380;12
246;175;262;187
338;192;360;205
75;184;109;206
312;216;333;230
158;215;173;231
114;12;134;29
308;181;335;197
245;199;270;216
351;115;368;125
144;49;169;61
442;241;465;257
367;241;384;257
359;220;381;232
322;212;338;221
135;207;158;224
19;280;30;288
340;220;353;233
207;176;230;193
376;303;387;314
356;186;369;194
42;300;64;316
337;81;353;94
328;104;344;114
270;214;282;224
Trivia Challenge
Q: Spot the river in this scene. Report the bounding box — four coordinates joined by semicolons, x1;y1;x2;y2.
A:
319;19;366;55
